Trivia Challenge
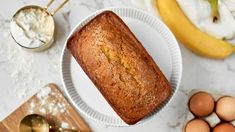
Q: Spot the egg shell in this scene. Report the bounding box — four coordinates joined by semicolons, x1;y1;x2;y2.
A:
213;123;235;132
216;96;235;121
189;92;215;117
185;119;210;132
184;89;235;131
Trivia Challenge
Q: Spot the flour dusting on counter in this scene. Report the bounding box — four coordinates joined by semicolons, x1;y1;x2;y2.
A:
0;29;63;99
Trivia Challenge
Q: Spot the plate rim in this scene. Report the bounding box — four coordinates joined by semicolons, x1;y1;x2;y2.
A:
60;7;182;127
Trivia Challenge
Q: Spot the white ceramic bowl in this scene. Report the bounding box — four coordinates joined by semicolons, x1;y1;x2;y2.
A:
61;7;182;126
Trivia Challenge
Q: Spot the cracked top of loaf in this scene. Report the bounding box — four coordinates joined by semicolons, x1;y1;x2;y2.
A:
67;11;172;125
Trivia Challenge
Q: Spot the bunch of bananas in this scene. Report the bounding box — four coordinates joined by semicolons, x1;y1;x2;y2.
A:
157;0;235;59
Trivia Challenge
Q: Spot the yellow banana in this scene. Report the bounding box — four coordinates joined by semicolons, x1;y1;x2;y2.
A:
157;0;235;59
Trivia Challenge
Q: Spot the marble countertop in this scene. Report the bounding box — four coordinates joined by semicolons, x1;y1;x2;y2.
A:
0;0;235;131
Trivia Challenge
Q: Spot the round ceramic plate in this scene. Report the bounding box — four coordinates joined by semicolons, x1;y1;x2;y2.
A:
61;7;182;126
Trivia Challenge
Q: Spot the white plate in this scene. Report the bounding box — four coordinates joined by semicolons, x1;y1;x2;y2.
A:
61;7;182;126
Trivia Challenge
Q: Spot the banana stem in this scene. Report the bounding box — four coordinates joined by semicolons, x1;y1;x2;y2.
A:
209;0;219;22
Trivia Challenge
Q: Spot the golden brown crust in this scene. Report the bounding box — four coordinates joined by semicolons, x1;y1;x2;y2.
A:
67;11;172;125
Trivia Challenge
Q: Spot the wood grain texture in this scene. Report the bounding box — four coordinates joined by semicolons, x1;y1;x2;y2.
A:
0;83;90;132
0;122;8;131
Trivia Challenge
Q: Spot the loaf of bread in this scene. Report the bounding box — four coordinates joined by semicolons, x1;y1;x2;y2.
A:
67;11;172;125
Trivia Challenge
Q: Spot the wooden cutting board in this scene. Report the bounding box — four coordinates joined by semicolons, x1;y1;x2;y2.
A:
0;83;90;132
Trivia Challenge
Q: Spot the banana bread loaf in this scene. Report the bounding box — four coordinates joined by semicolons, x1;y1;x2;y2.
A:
67;11;172;125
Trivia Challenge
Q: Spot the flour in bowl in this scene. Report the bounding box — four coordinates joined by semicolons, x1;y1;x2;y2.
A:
10;7;54;48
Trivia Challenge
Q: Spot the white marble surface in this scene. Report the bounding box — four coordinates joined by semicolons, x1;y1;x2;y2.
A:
0;0;235;132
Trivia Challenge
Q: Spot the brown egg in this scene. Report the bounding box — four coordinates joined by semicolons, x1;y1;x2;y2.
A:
216;96;235;121
185;119;210;132
189;92;215;117
213;123;235;132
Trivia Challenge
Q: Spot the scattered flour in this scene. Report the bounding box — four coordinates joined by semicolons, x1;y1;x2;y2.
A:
61;121;69;128
28;100;35;114
28;86;67;116
0;28;62;99
39;108;46;114
30;100;35;108
1;31;42;98
36;86;51;105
